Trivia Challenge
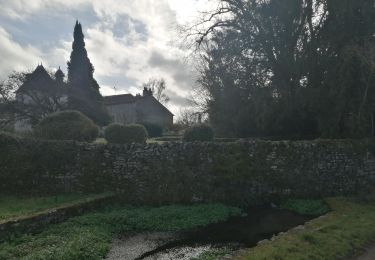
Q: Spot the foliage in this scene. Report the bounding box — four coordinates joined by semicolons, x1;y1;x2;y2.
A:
0;204;241;259
104;123;125;143
104;123;148;144
191;0;375;139
33;110;99;142
0;69;69;127
0;194;105;222
176;108;206;129
67;21;110;126
140;122;163;137
280;199;330;216
236;198;375;260
183;124;214;142
191;248;231;260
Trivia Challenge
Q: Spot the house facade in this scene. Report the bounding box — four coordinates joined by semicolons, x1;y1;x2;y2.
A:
104;88;174;129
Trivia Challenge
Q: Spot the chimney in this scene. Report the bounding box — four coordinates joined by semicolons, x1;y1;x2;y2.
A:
143;87;152;96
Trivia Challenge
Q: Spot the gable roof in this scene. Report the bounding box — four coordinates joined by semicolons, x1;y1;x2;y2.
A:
103;94;137;105
104;94;174;116
141;95;174;116
16;65;62;94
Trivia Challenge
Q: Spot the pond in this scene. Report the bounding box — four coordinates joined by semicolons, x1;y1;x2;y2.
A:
106;206;313;260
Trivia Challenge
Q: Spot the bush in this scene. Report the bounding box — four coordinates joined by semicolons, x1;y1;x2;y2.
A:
105;123;148;144
33;110;99;142
183;124;214;142
103;123;125;143
140;122;163;137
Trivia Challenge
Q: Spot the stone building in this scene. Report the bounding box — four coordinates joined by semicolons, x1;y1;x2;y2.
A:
104;87;174;129
12;65;174;132
14;65;68;132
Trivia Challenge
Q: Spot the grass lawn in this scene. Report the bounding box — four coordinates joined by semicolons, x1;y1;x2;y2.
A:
93;138;107;144
235;198;375;260
94;138;166;144
147;138;166;144
0;203;241;260
0;193;110;222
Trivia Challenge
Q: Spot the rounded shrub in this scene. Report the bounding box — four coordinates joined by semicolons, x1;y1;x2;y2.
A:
104;123;125;144
105;123;148;144
140;122;163;138
34;110;99;142
183;124;214;142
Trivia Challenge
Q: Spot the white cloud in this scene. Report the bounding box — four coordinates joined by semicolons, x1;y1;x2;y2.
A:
0;27;43;76
0;0;211;114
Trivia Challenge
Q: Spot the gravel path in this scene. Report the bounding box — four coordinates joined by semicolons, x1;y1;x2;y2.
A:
143;245;212;260
105;232;178;260
105;232;219;260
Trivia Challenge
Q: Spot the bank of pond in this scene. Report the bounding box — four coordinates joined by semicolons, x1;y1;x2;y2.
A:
0;197;374;260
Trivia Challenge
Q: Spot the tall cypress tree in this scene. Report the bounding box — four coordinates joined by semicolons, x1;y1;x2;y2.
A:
67;21;110;125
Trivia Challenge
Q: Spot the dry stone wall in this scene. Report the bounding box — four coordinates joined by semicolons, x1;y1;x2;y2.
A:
1;133;374;205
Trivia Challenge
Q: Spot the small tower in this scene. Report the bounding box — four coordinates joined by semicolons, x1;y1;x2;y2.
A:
55;66;65;83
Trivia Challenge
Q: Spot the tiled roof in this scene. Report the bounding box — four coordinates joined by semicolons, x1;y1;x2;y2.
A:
16;65;56;93
103;94;137;105
104;94;174;116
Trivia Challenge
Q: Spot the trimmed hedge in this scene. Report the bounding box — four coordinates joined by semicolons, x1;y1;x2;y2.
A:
104;123;148;144
104;123;126;144
183;124;214;142
33;110;99;142
140;122;163;138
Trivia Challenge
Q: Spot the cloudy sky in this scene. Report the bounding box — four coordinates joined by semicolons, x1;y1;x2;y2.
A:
0;0;215;115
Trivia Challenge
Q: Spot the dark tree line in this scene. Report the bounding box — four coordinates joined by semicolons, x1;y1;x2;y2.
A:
190;0;375;138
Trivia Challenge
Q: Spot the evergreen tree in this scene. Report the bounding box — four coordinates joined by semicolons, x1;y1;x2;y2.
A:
67;21;110;126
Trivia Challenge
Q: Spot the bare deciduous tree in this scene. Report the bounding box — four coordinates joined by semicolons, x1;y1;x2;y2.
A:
0;71;68;128
142;78;170;105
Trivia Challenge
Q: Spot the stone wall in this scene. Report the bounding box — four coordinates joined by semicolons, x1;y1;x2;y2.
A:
0;194;114;242
1;132;374;205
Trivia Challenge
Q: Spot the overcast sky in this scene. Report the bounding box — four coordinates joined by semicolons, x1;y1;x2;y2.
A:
0;0;216;115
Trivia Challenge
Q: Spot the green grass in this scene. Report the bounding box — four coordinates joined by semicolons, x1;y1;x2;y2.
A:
0;193;110;222
95;138;166;144
147;138;166;144
191;248;231;260
235;198;375;260
0;203;242;260
93;138;107;144
280;199;331;216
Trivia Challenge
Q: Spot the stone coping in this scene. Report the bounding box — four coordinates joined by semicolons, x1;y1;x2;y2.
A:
0;194;114;242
